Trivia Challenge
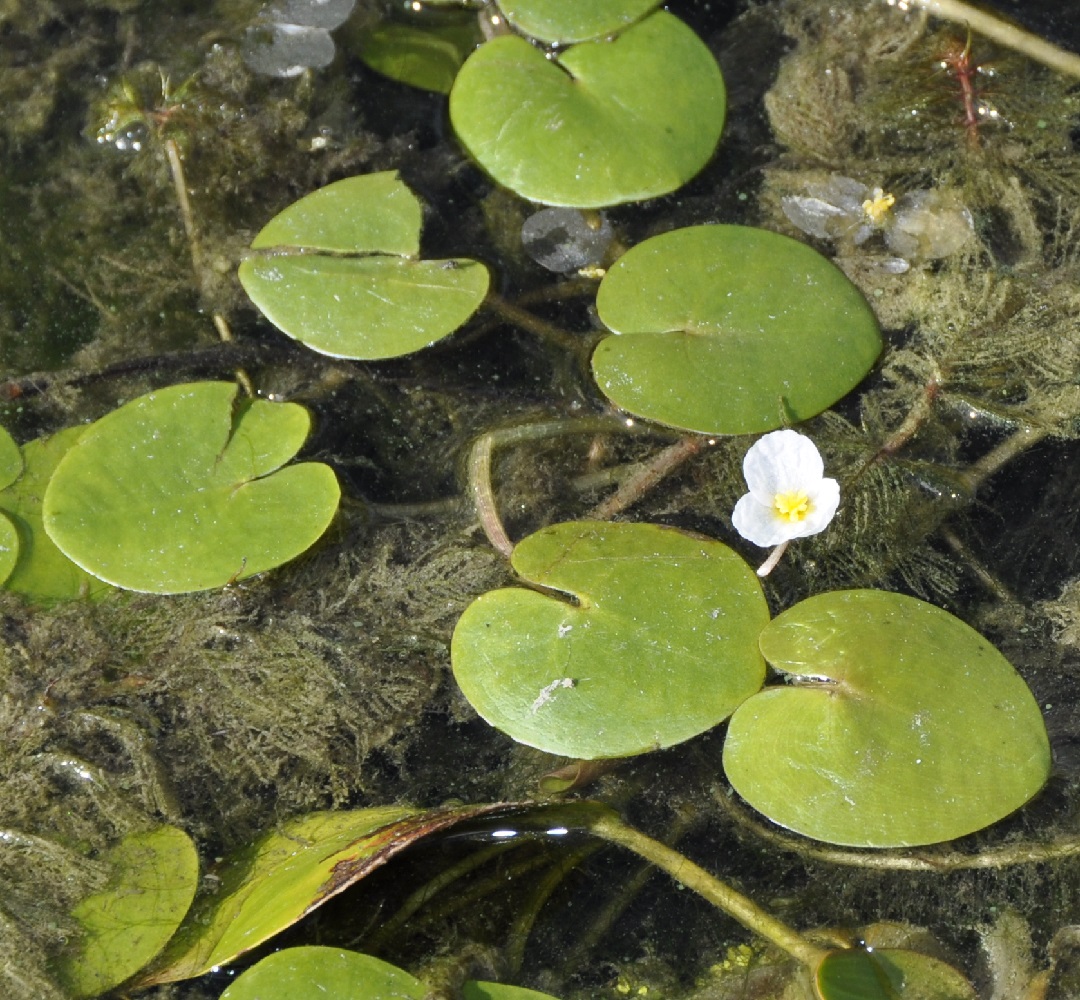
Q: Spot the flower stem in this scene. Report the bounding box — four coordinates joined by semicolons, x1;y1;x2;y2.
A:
756;540;790;577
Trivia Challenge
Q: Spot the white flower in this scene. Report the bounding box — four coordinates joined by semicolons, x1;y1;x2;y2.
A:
732;430;839;548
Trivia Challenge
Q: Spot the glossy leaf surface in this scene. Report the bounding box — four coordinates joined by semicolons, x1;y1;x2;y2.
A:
54;826;199;999
0;427;112;601
452;522;768;759
220;947;426;1000
139;803;511;985
498;0;663;43
723;590;1051;847
43;382;340;594
240;172;489;359
593;225;882;434
815;947;975;1000
450;12;724;207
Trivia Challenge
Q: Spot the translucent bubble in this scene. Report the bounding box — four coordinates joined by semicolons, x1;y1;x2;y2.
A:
243;0;356;77
885;189;975;261
243;21;337;77
265;0;356;29
521;208;614;273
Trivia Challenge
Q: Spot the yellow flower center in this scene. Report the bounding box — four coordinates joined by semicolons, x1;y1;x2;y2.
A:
862;188;895;225
774;490;811;522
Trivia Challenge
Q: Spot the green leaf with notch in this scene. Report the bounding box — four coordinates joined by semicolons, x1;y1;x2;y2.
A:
450;12;724;207
43;382;339;594
239;172;489;359
723;590;1051;848
452;521;768;759
593;225;883;435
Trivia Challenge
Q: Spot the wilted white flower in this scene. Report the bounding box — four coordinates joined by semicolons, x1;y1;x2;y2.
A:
781;174;974;268
732;430;839;576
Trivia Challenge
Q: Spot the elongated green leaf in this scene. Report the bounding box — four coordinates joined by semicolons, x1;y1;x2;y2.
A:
138;803;513;986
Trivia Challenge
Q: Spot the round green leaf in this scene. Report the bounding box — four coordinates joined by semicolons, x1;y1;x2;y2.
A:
498;0;663;43
449;11;725;207
0;426;112;602
593;225;883;435
451;521;769;759
465;983;564;1000
723;590;1051;848
220;948;427;1000
815;948;975;1000
239;255;490;360
0;512;17;586
54;826;199;999
239;172;490;359
355;18;481;94
0;424;21;490
42;382;340;595
250;172;422;256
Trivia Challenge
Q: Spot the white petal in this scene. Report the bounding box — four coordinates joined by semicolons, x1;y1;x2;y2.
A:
732;494;794;547
781;196;847;240
789;476;840;539
742;430;824;503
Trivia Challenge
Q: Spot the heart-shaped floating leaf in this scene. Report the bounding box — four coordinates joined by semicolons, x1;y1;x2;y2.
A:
0;424;22;584
498;0;663;43
815;947;975;1000
138;803;514;986
593;225;883;435
723;590;1051;848
465;983;565;1000
239;172;489;359
220;948;427;1000
42;382;340;594
451;521;769;759
54;826;199;1000
354;14;482;93
0;426;112;602
0;424;20;490
219;947;567;1000
449;11;724;207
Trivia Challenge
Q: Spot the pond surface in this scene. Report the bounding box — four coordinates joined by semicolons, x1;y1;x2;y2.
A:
3;1;1080;998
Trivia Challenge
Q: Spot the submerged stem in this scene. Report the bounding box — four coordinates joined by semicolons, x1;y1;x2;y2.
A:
587;435;707;520
466;416;669;556
909;0;1080;78
582;808;829;970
